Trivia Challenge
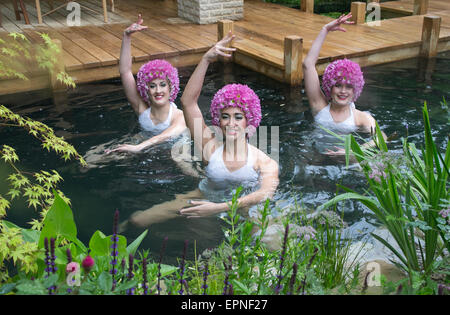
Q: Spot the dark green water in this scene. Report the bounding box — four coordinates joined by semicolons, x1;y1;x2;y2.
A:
1;53;449;264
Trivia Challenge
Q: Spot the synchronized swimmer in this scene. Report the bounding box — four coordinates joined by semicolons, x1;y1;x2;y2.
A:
89;13;387;228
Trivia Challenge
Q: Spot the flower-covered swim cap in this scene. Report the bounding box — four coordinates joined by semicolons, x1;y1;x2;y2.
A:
210;84;262;130
136;59;180;104
322;58;365;102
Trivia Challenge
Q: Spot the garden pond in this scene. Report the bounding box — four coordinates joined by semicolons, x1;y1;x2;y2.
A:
0;52;449;265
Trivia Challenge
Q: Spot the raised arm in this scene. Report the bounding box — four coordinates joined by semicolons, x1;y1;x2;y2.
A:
119;14;148;115
180;32;236;156
303;13;354;116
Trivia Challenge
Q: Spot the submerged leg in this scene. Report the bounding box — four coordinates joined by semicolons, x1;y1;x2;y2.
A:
120;189;204;231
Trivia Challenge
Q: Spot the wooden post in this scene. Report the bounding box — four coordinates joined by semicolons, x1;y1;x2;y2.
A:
351;2;366;24
35;0;43;24
284;36;303;86
218;20;234;41
420;15;441;58
218;20;234;63
413;0;429;15
300;0;314;14
102;0;108;23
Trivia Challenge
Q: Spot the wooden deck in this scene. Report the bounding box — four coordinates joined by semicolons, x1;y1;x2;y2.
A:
1;0;450;96
380;0;450;16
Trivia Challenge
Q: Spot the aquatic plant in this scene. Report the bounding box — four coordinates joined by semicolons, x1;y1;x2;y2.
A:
321;102;449;291
0;186;368;295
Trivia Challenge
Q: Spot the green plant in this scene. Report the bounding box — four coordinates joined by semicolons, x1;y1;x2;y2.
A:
0;190;155;295
0;32;81;281
0;32;75;87
321;102;449;289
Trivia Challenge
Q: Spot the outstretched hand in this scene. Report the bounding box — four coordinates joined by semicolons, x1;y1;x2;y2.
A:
203;31;236;63
324;13;354;32
324;146;346;156
178;200;223;218
125;14;148;35
105;144;142;154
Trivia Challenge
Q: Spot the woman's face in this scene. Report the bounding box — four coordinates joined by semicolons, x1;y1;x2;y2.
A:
148;78;171;106
219;107;247;140
330;83;354;106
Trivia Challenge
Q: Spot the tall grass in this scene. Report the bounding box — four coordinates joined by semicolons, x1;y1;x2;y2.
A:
321;103;449;285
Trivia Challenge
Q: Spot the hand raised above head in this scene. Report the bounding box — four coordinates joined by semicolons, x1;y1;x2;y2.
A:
323;13;354;32
124;13;148;35
203;31;237;62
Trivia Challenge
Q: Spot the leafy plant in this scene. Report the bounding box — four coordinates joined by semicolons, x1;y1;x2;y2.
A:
0;32;81;281
0;32;75;88
321;102;449;289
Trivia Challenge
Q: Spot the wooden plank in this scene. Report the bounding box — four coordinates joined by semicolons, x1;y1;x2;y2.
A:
102;23;179;59
23;28;84;71
38;27;102;68
77;24;148;61
233;38;284;69
233;50;285;82
57;27;117;66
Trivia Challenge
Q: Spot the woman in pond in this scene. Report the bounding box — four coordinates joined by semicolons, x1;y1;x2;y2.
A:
120;32;279;229
105;14;187;154
302;13;386;154
83;15;196;174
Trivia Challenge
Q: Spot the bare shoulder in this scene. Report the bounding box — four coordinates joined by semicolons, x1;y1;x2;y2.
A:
354;109;376;133
172;107;186;121
251;145;279;174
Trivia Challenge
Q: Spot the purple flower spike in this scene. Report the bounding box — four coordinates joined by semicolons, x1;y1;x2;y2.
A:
110;209;120;289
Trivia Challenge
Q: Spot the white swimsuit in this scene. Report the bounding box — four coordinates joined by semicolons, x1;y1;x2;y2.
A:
138;102;177;135
199;144;260;202
314;102;358;134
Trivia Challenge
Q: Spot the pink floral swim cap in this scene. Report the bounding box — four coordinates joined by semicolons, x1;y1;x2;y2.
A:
136;59;180;104
322;58;364;102
210;84;262;130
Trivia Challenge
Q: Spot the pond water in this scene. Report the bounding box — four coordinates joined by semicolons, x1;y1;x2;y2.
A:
1;52;449;264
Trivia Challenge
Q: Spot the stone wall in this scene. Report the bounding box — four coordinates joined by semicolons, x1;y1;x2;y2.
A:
178;0;243;24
